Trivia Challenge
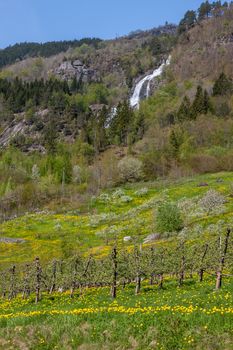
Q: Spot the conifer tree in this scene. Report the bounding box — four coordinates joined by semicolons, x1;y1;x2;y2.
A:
191;85;205;118
177;96;191;121
203;89;211;113
88;106;109;153
198;1;212;21
211;1;223;17
44;114;58;154
169;128;184;159
133;112;145;141
109;101;134;146
178;10;197;34
213;72;232;96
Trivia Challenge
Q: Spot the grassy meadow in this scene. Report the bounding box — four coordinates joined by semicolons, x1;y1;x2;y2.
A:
0;277;232;349
0;172;233;349
1;172;233;265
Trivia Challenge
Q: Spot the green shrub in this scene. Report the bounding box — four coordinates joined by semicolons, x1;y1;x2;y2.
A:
156;202;183;233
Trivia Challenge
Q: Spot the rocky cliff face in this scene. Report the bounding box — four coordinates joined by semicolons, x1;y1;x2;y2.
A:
53;59;99;83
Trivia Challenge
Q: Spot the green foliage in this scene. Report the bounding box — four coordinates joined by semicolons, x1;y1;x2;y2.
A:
0;77;70;113
86;107;109;153
85;83;109;105
178;1;228;34
198;1;212;20
0;277;232;349
144;34;176;57
177;96;191;121
214;98;231;117
0;39;102;69
191;86;211;118
0;171;233;264
169;128;184;159
70;77;83;94
139;82;179;125
178;10;197;34
0;78;111;154
156;202;184;233
192;85;205;118
109;101;135;145
44;115;58;154
213;72;232;96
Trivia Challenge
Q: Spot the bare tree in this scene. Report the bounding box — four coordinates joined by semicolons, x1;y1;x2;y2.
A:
111;246;118;298
216;229;231;290
199;244;209;282
8;265;16;300
22;264;31;299
35;257;42;303
49;259;57;294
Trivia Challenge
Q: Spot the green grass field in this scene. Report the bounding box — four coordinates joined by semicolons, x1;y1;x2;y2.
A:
0;277;232;349
1;172;233;265
0;172;233;349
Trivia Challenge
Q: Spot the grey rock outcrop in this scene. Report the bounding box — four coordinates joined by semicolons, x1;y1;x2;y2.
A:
0;120;26;147
54;60;99;83
143;233;161;244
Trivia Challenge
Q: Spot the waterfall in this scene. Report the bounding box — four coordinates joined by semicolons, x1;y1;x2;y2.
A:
105;107;117;128
130;56;171;109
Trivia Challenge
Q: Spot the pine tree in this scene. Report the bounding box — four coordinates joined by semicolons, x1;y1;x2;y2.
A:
191;85;205;118
44;114;58;154
109;101;134;146
177;96;191;121
169;128;184;159
203;89;211;114
149;37;162;55
213;73;232;96
198;1;212;21
88;106;109;153
178;11;197;34
211;1;223;17
70;77;82;94
133;112;145;141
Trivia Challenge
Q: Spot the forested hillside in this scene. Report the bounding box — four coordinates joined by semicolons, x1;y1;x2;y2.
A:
0;39;102;68
0;1;233;349
0;2;233;217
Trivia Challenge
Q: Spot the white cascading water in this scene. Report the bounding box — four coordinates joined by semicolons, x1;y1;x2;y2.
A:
105;107;117;128
130;56;171;109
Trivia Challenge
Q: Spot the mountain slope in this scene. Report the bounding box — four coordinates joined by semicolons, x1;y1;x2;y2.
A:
171;6;233;81
1;2;233;218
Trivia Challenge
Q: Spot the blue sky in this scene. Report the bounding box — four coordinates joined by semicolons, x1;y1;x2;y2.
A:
0;0;203;48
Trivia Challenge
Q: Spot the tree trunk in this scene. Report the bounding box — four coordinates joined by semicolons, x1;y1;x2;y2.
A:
179;254;185;287
215;270;222;290
150;247;155;285
111;246;117;298
215;229;230;290
49;260;57;294
199;244;208;283
150;275;154;285
70;259;78;298
8;265;16;300
35;257;41;303
199;269;204;283
22;264;30;299
158;273;164;289
134;245;141;295
135;274;141;295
